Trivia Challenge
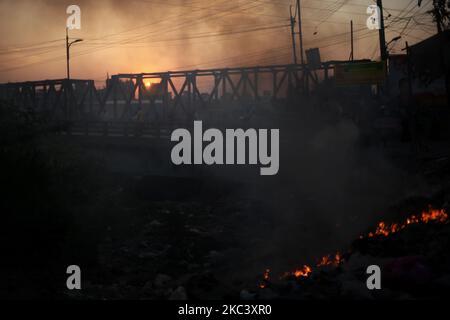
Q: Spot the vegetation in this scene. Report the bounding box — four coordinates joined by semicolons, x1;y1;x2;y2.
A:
429;0;450;32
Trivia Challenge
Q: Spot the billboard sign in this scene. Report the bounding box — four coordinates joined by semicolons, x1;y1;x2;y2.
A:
334;61;386;85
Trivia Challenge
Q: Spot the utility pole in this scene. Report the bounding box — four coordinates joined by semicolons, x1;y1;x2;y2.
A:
296;0;306;94
377;0;387;60
350;20;354;61
290;6;298;65
66;28;70;80
296;0;304;65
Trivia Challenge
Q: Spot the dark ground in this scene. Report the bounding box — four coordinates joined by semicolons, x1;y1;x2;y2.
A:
2;100;450;300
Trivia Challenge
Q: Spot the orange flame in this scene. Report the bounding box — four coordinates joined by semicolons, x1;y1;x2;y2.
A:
261;207;448;288
367;208;448;238
259;269;270;289
317;252;342;267
292;265;312;278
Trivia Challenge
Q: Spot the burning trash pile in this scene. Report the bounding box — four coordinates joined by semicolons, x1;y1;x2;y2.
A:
365;208;448;238
254;206;450;299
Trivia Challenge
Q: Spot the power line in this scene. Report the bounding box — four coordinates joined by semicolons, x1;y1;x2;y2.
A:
0;0;266;72
85;24;289;46
0;0;438;78
0;38;65;52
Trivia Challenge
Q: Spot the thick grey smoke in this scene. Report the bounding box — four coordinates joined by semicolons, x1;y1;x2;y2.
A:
215;102;423;279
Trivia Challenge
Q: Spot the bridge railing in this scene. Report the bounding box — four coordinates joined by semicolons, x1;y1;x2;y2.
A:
55;120;186;139
1;61;370;122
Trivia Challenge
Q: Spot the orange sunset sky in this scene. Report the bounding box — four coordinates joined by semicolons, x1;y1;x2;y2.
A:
0;0;437;85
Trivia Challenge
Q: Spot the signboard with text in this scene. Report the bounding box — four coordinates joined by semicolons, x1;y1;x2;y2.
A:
334;61;386;86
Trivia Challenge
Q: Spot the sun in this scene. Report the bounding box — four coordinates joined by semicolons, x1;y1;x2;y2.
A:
144;79;160;88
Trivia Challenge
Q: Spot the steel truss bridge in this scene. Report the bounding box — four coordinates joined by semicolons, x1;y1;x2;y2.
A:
0;61;364;138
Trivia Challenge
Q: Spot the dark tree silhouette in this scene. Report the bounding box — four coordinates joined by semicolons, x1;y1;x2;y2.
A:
428;0;450;32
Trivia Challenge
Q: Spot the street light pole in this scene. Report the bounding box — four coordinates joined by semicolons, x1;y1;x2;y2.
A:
66;27;83;80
